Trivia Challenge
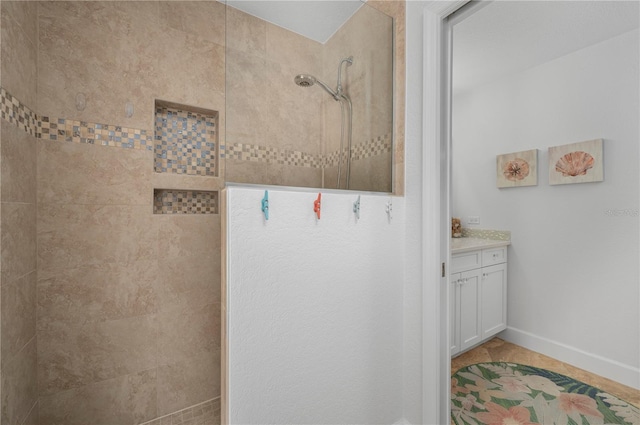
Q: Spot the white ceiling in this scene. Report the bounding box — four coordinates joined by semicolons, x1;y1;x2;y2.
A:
453;1;640;95
226;0;364;44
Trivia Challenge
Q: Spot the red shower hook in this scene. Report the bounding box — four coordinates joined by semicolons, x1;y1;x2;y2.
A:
313;193;321;219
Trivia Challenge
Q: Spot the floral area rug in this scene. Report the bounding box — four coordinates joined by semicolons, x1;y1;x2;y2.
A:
451;362;639;425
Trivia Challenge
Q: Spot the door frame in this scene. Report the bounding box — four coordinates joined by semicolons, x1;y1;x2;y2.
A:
420;1;490;423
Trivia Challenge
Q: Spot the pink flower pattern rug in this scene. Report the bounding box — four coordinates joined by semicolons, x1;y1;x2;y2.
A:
451;362;639;425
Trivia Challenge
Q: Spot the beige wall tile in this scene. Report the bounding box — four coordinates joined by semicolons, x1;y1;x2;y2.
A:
225;48;269;142
1;202;36;282
37;314;157;396
22;401;38;425
1;337;37;425
37;261;157;327
37;1;158;128
1;1;37;45
266;164;322;188
1;1;37;108
1;120;37;204
323;166;339;190
349;155;393;193
157;253;220;312
156;214;219;258
157;302;219;367
224;158;268;185
37;204;157;272
156;215;220;311
1;4;39;423
324;3;394;152
38;369;157;425
159;1;226;46
264;60;324;155
225;6;266;58
37;1;225;131
156;351;221;416
322;99;343;154
1;271;36;366
266;22;323;70
37;140;153;206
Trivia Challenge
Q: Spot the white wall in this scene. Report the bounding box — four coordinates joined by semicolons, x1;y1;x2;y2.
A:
452;29;640;388
225;186;404;424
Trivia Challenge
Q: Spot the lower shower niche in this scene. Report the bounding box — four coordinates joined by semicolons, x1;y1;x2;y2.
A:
154;189;219;214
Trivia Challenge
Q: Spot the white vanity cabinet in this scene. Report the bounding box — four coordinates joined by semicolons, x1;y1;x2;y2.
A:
450;244;508;356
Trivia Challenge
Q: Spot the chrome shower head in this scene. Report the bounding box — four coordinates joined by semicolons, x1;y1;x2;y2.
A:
294;74;340;100
294;74;316;87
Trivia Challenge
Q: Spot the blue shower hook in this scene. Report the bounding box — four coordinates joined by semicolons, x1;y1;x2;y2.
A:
353;195;361;220
261;190;269;220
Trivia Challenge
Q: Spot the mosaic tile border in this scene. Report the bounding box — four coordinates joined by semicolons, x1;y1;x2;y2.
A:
324;133;393;167
225;133;392;169
1;86;153;151
139;398;220;425
154;189;219;214
224;143;322;168
39;117;153;150
351;133;393;161
461;228;511;241
0;87;38;136
1;87;391;168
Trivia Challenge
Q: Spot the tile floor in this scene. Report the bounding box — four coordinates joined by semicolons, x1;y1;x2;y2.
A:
451;338;639;407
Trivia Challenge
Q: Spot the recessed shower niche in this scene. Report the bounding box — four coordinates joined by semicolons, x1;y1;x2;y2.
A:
153;189;219;214
153;100;220;215
154;100;219;176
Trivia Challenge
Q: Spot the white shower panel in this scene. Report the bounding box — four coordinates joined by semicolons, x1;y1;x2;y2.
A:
224;186;404;424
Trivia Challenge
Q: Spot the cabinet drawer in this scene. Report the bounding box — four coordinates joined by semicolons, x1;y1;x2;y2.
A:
482;247;507;266
451;250;482;273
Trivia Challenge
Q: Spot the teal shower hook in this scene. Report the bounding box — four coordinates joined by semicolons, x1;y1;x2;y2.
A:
261;190;269;220
353;195;361;220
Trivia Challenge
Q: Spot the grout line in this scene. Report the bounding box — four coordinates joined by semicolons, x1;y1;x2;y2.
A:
19;399;38;425
138;397;221;425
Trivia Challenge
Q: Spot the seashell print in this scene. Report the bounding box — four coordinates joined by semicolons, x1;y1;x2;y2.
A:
555;151;594;177
503;158;530;181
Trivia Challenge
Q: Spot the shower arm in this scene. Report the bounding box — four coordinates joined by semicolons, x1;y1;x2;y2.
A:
336;56;353;97
316;79;340;101
339;94;353;189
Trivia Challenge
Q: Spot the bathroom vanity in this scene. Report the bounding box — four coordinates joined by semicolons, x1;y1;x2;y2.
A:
450;238;510;356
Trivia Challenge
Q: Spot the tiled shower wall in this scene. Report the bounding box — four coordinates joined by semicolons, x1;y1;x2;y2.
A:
224;6;325;188
1;1;225;423
224;4;400;192
1;1;40;424
322;4;394;192
35;1;224;423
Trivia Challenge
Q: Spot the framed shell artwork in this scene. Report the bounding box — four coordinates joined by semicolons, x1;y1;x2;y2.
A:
496;149;538;188
548;139;603;185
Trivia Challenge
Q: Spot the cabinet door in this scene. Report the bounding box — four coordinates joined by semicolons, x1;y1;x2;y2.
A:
450;273;460;356
481;263;507;338
459;269;482;351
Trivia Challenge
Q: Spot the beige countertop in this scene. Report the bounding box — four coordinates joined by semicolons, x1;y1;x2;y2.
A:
451;237;511;254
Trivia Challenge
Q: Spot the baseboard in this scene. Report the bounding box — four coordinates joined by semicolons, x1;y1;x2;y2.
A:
500;327;640;390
